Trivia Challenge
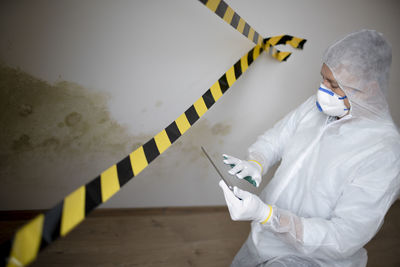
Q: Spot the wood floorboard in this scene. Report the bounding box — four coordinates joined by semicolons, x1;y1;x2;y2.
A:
1;203;400;266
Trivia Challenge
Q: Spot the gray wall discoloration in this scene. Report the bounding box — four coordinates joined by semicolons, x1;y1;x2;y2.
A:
0;64;233;209
0;65;155;209
0;65;136;157
155;101;163;108
211;123;232;136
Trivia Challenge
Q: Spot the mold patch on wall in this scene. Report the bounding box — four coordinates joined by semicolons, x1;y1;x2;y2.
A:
211;122;231;136
0;64;153;209
0;64;140;157
0;64;236;209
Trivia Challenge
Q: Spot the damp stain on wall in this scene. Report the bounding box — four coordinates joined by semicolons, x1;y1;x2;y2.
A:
211;122;232;136
155;101;163;108
0;64;234;208
0;64;141;157
0;64;156;200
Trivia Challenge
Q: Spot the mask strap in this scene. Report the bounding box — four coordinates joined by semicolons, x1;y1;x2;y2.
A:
316;101;323;112
319;87;334;96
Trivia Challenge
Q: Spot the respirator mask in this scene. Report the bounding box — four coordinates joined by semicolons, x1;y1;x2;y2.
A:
316;83;349;117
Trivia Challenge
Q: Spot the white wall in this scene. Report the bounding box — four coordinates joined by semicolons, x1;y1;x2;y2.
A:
0;0;399;209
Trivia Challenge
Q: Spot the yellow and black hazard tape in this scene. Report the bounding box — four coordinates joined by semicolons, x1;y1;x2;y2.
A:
0;1;308;265
264;35;307;61
197;0;306;62
265;35;307;49
0;45;264;267
198;0;264;46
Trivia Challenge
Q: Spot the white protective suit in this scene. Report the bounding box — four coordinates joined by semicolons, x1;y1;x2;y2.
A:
232;30;400;267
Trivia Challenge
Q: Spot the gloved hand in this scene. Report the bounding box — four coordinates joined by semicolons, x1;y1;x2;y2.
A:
219;180;272;224
222;154;262;187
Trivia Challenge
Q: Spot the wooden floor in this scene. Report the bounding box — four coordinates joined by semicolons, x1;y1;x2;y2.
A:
1;202;400;267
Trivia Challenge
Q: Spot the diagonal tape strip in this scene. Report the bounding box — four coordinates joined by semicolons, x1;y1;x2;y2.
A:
198;0;307;61
198;0;263;45
0;2;308;265
0;44;265;267
6;215;44;267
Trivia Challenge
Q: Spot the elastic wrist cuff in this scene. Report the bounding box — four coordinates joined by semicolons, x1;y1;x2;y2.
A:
261;205;273;224
248;159;263;174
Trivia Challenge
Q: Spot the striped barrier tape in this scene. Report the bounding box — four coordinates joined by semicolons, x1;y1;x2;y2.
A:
197;0;307;61
198;0;264;46
265;35;307;49
1;1;307;266
0;45;264;267
264;35;307;61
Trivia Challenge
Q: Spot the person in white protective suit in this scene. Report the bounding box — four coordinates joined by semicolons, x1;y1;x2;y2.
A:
219;29;400;267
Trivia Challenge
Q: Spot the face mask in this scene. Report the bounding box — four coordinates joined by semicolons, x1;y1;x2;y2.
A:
316;83;349;117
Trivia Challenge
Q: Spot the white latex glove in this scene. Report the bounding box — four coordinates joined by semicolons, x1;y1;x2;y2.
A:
222;154;262;187
219;180;272;223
